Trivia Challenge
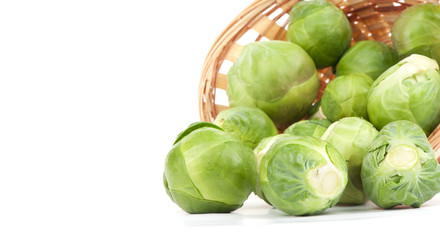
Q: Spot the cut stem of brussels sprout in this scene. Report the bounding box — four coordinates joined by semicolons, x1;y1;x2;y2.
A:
385;145;419;170
307;164;343;198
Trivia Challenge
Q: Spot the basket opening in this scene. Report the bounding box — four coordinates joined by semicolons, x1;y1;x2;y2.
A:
275;13;290;26
218;60;234;75
236;29;261;46
268;7;285;20
215;89;229;107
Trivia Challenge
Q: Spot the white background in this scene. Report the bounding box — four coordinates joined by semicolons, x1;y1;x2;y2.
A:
1;0;439;239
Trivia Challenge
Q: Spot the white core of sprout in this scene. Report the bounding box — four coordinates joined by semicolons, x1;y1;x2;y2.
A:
254;137;280;174
309;106;327;120
307;164;342;198
317;107;326;119
385;145;419;170
386;54;439;82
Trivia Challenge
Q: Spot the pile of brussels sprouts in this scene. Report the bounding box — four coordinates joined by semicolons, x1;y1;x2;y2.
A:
164;1;440;216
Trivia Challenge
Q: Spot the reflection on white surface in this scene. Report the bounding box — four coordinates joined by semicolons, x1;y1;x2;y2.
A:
177;193;440;227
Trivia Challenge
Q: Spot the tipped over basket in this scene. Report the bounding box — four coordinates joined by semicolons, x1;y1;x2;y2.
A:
198;0;440;161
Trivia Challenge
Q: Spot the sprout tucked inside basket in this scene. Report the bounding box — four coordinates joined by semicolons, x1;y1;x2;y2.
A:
392;3;440;65
287;0;352;68
163;122;257;213
336;40;399;80
321;73;374;122
226;41;319;130
259;135;348;215
367;54;440;135
361;120;440;208
214;106;278;149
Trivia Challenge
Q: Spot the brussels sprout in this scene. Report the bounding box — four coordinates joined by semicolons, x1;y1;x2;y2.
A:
321;117;378;205
367;54;440;135
163;122;257;213
253;134;291;205
260;136;348;215
287;0;352;68
227;41;319;130
214;106;278;149
321;73;374;122
361;120;440;208
392;3;440;65
284;119;332;138
336;40;399;80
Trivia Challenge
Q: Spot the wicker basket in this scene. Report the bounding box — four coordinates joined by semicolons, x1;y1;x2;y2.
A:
198;0;440;161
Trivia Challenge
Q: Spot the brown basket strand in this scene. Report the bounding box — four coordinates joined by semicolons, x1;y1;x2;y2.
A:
429;124;440;161
198;0;440;162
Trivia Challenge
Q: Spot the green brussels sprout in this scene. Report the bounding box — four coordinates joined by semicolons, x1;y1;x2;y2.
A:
163;122;257;213
284;119;332;138
253;134;291;205
321;117;378;205
361;120;440;208
214;106;278;149
321;73;374;122
367;54;440;135
287;0;352;68
392;3;440;65
260;136;348;215
227;41;319;130
336;40;399;80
